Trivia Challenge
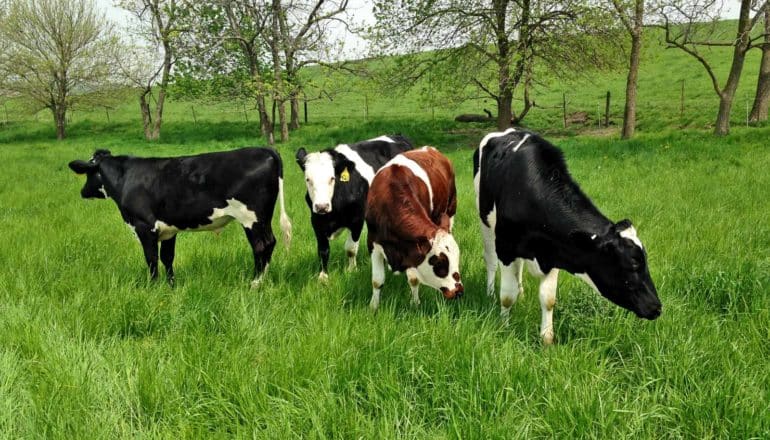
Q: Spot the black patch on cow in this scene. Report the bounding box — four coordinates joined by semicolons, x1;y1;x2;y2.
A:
428;252;449;278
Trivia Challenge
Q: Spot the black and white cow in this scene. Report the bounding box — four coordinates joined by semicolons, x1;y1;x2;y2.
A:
295;135;413;281
69;147;292;286
473;128;661;344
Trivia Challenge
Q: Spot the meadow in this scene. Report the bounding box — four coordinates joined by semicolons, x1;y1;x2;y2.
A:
1;25;770;438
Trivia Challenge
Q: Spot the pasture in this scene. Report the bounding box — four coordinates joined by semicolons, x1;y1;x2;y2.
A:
1;111;769;437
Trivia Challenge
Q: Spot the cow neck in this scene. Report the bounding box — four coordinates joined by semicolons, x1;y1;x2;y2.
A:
97;156;128;200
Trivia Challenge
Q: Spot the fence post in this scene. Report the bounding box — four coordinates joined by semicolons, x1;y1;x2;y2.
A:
364;94;369;122
562;92;567;128
105;107;110;123
304;99;308;124
604;91;610;127
191;106;197;123
680;80;685;121
242;102;249;123
3;102;8;125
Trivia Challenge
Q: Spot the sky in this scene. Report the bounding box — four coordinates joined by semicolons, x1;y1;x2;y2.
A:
97;0;743;62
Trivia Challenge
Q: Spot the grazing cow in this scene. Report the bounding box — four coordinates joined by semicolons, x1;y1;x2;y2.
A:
367;147;463;310
295;135;413;281
69;147;292;286
473;128;661;344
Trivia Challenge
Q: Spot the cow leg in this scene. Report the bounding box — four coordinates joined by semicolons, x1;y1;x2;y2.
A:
480;222;498;297
406;268;420;306
370;246;386;311
345;224;363;271
316;234;330;282
160;236;177;286
499;260;523;322
538;269;559;345
136;227;159;280
244;224;276;288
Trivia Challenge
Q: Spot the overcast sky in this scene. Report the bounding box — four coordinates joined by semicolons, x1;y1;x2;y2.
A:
97;0;743;61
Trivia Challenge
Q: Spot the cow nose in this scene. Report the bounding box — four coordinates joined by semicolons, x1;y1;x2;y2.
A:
314;203;330;214
441;283;464;300
647;305;662;320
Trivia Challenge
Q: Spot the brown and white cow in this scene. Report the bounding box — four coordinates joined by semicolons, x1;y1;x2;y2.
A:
366;147;463;310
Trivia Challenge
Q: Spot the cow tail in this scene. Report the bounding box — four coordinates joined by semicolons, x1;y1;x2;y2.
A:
278;175;292;249
273;150;292;250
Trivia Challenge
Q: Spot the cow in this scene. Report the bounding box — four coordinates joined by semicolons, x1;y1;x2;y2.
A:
366;147;463;310
473;128;662;344
295;135;413;282
68;147;292;287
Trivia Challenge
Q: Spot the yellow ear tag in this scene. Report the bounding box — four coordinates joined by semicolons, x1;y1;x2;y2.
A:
340;167;350;182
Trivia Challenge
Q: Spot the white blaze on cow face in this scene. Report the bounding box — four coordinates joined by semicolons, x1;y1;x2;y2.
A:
302;152;336;214
619;225;644;249
414;230;463;299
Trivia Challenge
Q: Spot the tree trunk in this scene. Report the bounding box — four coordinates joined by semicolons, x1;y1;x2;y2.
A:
52;105;66;140
621;0;644;139
749;8;770;123
714;0;752;136
139;91;153;140
493;0;513;130
289;91;300;130
149;51;172;141
256;95;274;145
271;0;288;142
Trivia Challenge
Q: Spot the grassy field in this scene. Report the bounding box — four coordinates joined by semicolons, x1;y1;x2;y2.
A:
1;111;769;437
1;20;770;438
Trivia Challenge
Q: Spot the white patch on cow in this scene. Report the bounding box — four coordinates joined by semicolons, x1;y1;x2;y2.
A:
98;186;109;198
576;273;599;293
151;199;255;241
591;234;597;240
209;198;258;229
153;220;179;241
538;269;560;345
368;135;395;143
512;134;531;152
381;155;434;212
620;226;643;249
475;127;517;210
251;263;269;288
526;258;546;277
344;233;359;271
406;267;421;306
499;260;522;320
370;243;387;311
334;144;376;184
302;152;336;213
413;230;461;295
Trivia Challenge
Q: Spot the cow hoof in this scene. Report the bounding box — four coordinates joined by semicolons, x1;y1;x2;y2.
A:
346;262;357;272
250;277;265;289
542;333;555;346
318;272;329;283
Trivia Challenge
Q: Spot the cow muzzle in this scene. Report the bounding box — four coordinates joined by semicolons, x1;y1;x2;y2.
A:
313;203;331;214
440;283;464;300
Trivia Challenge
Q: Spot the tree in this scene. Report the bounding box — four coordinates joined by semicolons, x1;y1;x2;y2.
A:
175;0;276;143
0;0;118;139
118;0;185;140
611;0;646;139
273;0;349;130
749;6;770;123
270;0;289;142
371;0;620;130
654;0;769;135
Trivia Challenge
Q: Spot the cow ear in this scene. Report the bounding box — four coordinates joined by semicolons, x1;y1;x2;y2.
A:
69;160;96;174
614;219;634;231
438;213;451;231
93;149;111;158
569;230;599;251
295;148;307;169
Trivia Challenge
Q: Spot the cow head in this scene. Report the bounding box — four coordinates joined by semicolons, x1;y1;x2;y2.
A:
571;219;661;320
296;148;356;215
68;149;112;199
414;228;463;299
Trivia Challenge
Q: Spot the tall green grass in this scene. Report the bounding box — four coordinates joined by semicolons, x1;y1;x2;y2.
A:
1;117;769;437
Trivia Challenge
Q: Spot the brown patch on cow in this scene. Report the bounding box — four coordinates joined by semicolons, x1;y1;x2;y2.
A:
372;281;382;289
408;277;419;287
346;250;356;258
501;296;514;308
545;297;556;311
428;253;449;278
452;272;460;282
